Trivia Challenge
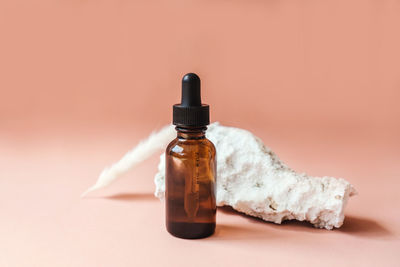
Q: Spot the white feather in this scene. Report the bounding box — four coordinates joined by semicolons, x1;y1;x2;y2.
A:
81;124;175;197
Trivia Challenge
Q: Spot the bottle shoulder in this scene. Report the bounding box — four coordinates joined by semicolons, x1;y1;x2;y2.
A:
166;137;216;158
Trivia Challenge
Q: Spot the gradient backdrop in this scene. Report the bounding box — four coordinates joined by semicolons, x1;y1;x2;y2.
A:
1;1;399;266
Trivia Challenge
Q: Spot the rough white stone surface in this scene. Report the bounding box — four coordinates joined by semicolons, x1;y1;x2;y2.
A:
155;122;357;230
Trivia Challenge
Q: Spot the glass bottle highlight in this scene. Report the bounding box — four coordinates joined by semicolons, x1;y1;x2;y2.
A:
165;73;217;239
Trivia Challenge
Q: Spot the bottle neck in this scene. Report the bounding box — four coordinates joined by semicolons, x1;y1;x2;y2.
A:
176;126;207;140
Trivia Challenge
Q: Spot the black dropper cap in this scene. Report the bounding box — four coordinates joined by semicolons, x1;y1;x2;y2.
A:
173;73;210;127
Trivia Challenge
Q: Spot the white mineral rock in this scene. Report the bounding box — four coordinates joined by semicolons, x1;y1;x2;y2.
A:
84;122;356;230
155;122;357;230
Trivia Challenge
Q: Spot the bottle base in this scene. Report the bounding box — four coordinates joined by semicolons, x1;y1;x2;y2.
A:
166;222;215;239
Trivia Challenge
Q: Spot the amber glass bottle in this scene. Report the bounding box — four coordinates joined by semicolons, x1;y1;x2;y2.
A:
165;73;216;239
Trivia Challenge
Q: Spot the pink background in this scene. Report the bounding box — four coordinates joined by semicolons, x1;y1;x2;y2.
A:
1;0;399;266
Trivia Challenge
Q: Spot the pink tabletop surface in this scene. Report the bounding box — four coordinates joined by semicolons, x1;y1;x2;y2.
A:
1;0;400;266
1;122;399;267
